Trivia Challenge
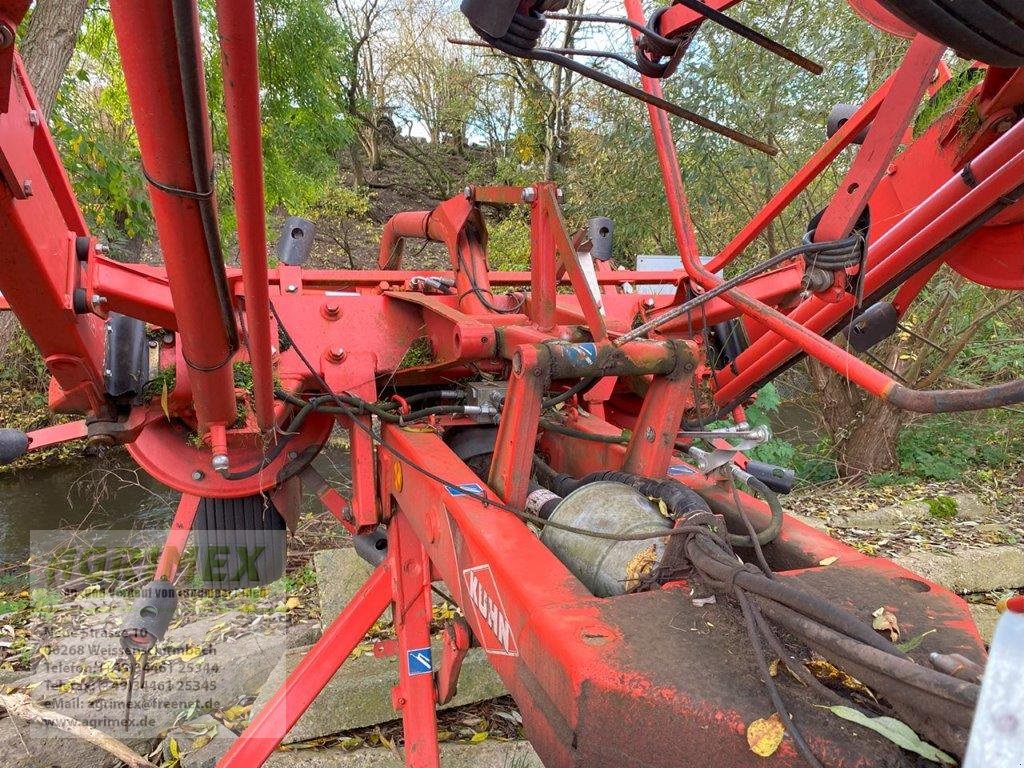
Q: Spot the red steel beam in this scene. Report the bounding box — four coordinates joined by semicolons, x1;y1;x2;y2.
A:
218;564;393;767
110;0;237;432
714;116;1024;405
215;0;275;431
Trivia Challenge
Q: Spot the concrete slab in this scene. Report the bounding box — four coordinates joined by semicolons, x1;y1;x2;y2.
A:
251;642;506;743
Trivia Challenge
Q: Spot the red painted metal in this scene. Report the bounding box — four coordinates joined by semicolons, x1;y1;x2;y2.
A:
214;0;275;431
2;3;1023;766
109;0;237;432
154;494;200;582
218;564;393;767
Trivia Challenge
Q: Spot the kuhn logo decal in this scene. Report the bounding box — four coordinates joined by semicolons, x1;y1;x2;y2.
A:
462;564;518;656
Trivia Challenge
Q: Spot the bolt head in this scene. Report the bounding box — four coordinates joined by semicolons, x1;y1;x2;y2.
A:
191;470;205;481
463;186;473;200
287;451;298;461
521;187;536;204
27;110;39;127
996;118;1015;134
286;284;298;293
645;426;656;442
21;179;32;197
211;454;230;473
643;297;656;309
95;243;110;255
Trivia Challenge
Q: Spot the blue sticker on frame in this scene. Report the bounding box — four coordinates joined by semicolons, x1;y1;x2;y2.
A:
407;647;433;676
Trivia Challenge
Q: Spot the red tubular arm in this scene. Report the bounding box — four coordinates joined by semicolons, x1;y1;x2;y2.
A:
215;0;275;431
624;0;1024;414
110;0;238;432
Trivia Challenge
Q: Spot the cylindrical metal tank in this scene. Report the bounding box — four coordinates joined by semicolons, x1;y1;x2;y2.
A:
540;481;671;597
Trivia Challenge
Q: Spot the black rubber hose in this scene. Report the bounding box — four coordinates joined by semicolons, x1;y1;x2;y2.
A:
729;475;784;547
170;0;238;357
754;598;979;715
686;539;907;658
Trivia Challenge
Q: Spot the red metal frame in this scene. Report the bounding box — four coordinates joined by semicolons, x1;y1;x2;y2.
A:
0;1;1021;765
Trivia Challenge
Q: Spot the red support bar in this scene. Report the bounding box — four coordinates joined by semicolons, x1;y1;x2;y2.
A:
154;494;200;582
813;36;944;243
110;0;237;432
218;564;393;767
528;188;557;331
389;514;441;767
215;0;275;431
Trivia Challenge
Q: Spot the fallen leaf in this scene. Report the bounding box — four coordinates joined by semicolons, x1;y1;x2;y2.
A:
872;607;901;641
768;658;780;677
746;713;784;757
469;731;489;744
805;656;875;700
221;704;251;722
339;737;363;750
285;597;301;611
826;706;955;764
180;645;203;662
896;629;936;653
818;556;839;567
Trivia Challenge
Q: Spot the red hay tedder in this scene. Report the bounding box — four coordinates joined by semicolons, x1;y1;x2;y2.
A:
0;0;1022;766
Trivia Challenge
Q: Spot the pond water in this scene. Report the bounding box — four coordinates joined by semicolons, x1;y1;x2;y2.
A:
0;448;352;567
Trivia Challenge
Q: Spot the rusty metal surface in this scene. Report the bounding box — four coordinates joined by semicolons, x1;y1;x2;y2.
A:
572;589;926;767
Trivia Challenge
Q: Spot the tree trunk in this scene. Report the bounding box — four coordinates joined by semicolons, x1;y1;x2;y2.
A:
20;0;89;119
837;397;907;475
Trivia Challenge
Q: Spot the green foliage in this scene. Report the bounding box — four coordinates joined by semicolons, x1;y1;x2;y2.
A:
52;12;152;247
925;496;958;520
486;211;532;272
896;412;1024;481
913;67;984;138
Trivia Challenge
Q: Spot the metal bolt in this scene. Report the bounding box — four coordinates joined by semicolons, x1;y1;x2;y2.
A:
995;118;1015;134
191;470;205;481
211;454;230;474
643;297;656;309
286;284;298;293
287;451;298;461
645;426;656;443
321;301;341;320
326;347;346;364
91;294;108;309
163;333;174;345
96;243;110;255
556;188;564;201
521;187;536;204
148;340;158;349
104;368;112;377
21;179;32;197
463;186;473;200
27;110;39;127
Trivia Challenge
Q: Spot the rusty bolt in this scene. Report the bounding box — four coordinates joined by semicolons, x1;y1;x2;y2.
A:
326;347;346;364
28;110;39;127
321;301;341;320
21;179;32;197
